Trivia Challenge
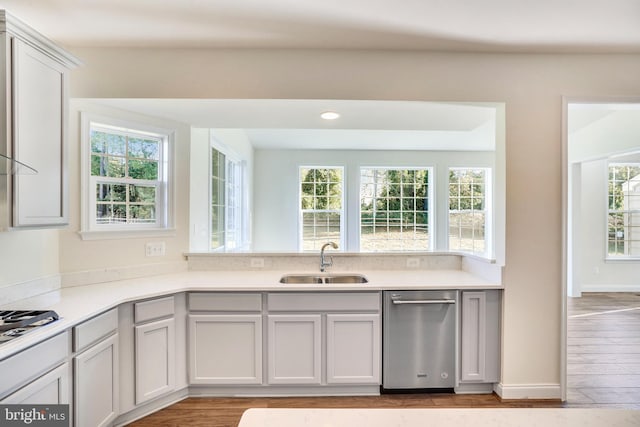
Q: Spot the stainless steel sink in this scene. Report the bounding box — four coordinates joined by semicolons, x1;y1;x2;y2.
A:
279;275;323;284
279;274;368;284
323;274;368;284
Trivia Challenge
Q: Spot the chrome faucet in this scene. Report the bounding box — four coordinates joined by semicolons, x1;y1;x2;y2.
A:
320;242;338;272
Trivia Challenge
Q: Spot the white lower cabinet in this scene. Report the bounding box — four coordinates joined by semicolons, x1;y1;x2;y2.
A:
267;314;322;384
188;314;263;384
460;290;501;384
266;292;381;387
2;363;70;404
326;314;380;384
74;333;119;427
135;317;176;404
73;309;119;427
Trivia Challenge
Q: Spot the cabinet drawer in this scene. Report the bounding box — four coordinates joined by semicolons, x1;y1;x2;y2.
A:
73;308;118;353
0;331;69;399
189;293;262;312
135;296;175;324
268;292;380;312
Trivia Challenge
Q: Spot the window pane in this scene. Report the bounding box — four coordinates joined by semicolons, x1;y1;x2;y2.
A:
130;205;156;222
300;167;343;251
91;130;107;153
448;168;487;255
129;184;156;203
129;159;158;180
607;164;640;257
105;133;126;156
96;183;126;202
128;137;160;160
106;157;126;178
359;167;430;252
96;203;127;224
302;212;341;251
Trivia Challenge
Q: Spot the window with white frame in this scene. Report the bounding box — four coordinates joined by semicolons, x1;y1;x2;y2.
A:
210;145;247;251
299;167;344;251
359;168;431;251
608;163;640;258
83;115;172;235
448;168;488;255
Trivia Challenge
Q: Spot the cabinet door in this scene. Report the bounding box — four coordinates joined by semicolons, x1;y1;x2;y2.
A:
74;334;119;427
189;314;262;384
12;38;68;227
267;314;321;384
326;314;381;384
2;363;70;404
135;318;175;404
460;290;500;383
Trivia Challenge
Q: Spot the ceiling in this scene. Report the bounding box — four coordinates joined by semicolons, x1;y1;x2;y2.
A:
83;99;499;151
1;0;639;52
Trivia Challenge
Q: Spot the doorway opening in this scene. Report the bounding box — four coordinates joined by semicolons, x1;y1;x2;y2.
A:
564;99;640;408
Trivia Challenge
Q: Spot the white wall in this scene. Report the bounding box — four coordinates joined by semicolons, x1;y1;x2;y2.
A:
189;128;254;251
576;159;640;291
26;47;640;396
0;229;59;302
569;106;640;294
57;100;191;282
253;149;496;253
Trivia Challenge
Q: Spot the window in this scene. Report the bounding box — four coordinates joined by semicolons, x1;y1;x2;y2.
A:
82;114;173;237
359;168;431;251
448;168;488;255
210;146;247;251
299;167;344;251
608;163;640;258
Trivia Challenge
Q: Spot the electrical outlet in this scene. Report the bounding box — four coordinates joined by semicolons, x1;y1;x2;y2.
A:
145;242;166;257
250;258;265;268
406;257;420;268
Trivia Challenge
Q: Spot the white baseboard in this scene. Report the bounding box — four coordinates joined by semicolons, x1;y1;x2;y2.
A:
494;383;562;400
0;275;61;306
580;284;640;293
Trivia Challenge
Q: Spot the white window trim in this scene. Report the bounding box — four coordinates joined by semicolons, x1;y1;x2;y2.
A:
79;112;176;240
358;166;434;252
209;137;250;252
298;166;346;252
605;162;640;260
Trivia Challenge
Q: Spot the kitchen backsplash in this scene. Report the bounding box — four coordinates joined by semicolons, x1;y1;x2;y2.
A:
187;252;465;271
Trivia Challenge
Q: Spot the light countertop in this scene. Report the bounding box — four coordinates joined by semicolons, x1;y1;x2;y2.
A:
238;408;640;427
0;268;501;360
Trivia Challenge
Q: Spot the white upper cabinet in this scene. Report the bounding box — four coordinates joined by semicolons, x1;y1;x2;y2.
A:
0;10;81;230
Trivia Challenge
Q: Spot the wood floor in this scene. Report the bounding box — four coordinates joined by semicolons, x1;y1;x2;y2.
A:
567;292;640;409
126;394;562;427
127;292;640;426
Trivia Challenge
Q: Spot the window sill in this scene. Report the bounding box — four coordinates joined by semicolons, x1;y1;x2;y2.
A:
605;257;640;262
78;228;177;241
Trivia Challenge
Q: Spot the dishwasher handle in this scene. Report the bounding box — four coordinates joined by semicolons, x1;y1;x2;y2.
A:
391;299;456;305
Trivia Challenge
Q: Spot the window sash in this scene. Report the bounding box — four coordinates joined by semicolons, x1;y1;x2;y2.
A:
299;167;344;251
84;117;170;232
607;163;640;258
210;146;247;252
359;167;431;252
448;168;488;255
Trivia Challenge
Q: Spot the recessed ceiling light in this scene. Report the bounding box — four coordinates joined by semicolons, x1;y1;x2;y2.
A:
320;111;340;120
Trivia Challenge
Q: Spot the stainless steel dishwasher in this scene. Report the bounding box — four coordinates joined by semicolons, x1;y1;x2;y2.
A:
382;290;457;392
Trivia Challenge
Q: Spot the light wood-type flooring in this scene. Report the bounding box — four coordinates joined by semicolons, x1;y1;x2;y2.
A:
567;292;640;409
127;292;640;426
